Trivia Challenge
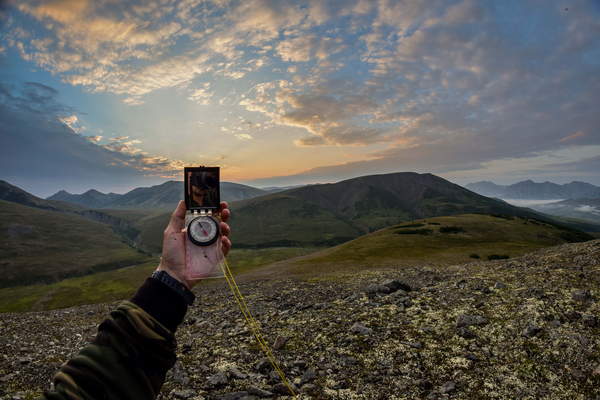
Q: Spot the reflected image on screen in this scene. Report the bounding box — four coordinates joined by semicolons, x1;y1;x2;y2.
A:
187;170;219;209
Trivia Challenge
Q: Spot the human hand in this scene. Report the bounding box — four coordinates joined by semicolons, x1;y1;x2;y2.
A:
156;200;231;289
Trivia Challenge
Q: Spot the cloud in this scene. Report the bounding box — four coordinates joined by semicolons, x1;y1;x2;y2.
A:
0;81;191;194
559;131;586;143
574;205;600;214
543;155;600;174
234;133;253;140
59;114;85;133
7;0;308;104
5;0;600;185
188;83;214;105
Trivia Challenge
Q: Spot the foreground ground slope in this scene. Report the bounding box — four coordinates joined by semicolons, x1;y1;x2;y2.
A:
1;240;599;399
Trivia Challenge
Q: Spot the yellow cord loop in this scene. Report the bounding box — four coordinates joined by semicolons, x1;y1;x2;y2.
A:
220;257;297;397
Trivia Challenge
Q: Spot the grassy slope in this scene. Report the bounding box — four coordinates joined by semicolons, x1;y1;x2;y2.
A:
0;247;319;312
0;200;149;287
277;213;591;277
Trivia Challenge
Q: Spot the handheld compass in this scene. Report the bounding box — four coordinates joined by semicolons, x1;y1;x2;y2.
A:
187;215;220;246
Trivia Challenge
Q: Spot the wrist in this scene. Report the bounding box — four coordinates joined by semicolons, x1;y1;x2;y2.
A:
151;270;195;306
156;264;190;290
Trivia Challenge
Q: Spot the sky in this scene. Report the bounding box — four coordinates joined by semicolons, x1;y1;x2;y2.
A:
0;0;599;197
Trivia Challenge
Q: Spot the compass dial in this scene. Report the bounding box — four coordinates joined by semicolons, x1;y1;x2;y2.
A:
187;216;220;246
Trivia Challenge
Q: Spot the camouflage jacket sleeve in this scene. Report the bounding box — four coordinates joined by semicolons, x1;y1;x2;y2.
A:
42;277;189;400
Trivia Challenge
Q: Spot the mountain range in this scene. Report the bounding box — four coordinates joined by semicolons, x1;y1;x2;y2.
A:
1;173;597;286
466;180;600;200
47;181;267;209
227;172;595;248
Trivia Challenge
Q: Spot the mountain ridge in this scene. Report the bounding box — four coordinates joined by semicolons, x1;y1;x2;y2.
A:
225;172;596;249
466;179;600;199
47;180;267;209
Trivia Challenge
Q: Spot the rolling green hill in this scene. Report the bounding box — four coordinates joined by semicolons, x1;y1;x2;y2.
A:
1;213;592;313
278;213;592;277
0;200;149;287
0;247;318;312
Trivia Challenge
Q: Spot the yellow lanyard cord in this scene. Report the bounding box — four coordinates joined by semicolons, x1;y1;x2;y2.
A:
220;257;297;397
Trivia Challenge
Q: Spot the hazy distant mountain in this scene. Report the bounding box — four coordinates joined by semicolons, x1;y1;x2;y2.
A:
49;189;121;208
47;181;267;209
466;180;600;199
531;198;600;224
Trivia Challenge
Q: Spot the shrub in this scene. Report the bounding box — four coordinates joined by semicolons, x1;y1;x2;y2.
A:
396;223;425;228
487;254;509;260
395;228;433;235
440;226;465;234
429;222;441;225
469;253;480;259
490;214;513;220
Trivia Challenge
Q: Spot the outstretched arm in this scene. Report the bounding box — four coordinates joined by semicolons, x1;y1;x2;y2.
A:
42;201;231;399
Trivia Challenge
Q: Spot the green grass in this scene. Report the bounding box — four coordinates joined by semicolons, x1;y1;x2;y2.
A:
283;214;592;276
0;200;149;287
0;247;319;312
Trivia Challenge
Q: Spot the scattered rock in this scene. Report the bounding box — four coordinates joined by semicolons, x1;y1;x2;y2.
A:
456;314;488;328
219;391;249;400
564;311;582;322
592;365;600;377
523;324;543;337
207;372;229;387
582;314;598;328
382;279;412;292
301;383;319;395
267;370;281;383
229;366;248;379
456;326;477;339
416;379;433;391
272;382;296;395
350;322;373;335
18;357;31;365
246;386;273;398
171;389;195;399
292;360;307;369
493;282;507;289
572;289;593;302
439;381;456;394
255;359;273;374
273;335;289;350
365;284;391;295
300;368;317;384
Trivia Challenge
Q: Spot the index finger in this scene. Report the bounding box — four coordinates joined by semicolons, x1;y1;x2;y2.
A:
165;200;186;233
219;201;230;222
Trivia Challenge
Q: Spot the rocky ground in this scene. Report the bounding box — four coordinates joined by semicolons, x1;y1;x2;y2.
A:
1;240;599;399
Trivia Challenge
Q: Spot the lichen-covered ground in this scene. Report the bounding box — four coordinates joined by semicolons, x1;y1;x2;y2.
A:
1;240;599;399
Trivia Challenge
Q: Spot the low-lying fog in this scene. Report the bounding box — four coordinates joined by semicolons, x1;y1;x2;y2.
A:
502;199;564;207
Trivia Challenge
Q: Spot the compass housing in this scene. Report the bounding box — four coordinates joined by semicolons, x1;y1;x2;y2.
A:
187;215;220;246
